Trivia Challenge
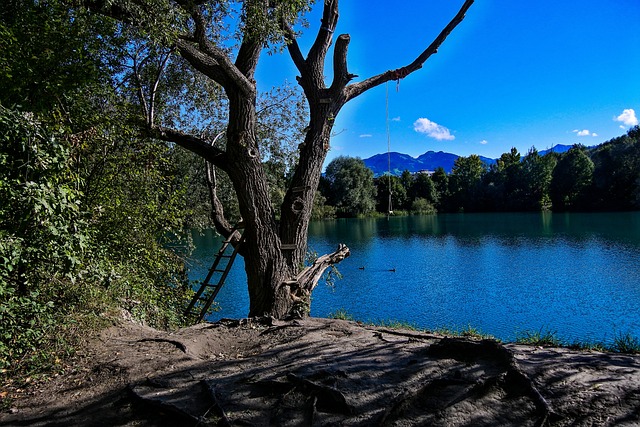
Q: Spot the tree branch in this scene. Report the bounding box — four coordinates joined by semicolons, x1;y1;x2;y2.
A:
131;53;150;125
307;0;339;69
176;5;255;96
148;49;173;127
235;37;262;80
235;1;265;79
204;132;234;238
281;20;306;76
149;126;227;169
175;39;236;90
345;0;474;101
329;34;357;95
293;244;350;293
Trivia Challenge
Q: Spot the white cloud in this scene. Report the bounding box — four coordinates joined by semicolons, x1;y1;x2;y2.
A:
572;129;597;137
615;109;639;127
480;139;488;145
391;117;401;122
359;134;372;138
413;118;455;141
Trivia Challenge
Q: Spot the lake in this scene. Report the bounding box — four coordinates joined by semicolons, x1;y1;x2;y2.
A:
188;212;640;344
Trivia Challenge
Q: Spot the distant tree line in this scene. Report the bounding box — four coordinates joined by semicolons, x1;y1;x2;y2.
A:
315;126;640;218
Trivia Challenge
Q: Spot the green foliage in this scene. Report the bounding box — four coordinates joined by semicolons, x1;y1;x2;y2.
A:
567;339;607;352
550;145;594;211
589;126;640;210
448;155;486;212
411;198;436;214
0;1;124;115
611;333;640;354
324;156;377;217
328;308;354;321
410;172;439;207
311;191;336;220
0;107;87;371
374;319;421;331
0;0;197;372
519;148;555;211
375;174;408;212
515;328;563;347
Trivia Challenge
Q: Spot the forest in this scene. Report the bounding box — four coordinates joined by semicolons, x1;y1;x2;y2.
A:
317;130;640;218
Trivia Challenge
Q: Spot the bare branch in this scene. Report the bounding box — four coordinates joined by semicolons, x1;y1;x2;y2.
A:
307;0;339;69
345;0;474;101
293;244;350;293
205;132;234;238
149;126;227;169
148;49;173;127
235;37;262;79
131;53;150;125
206;161;234;238
281;20;306;75
329;34;357;95
177;5;255;96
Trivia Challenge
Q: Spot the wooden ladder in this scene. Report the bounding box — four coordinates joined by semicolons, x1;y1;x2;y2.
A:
184;226;244;324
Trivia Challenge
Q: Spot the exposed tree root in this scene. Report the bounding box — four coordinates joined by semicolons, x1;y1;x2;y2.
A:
126;383;205;426
201;380;232;427
427;338;561;426
285;373;353;415
366;327;439;341
136;338;188;353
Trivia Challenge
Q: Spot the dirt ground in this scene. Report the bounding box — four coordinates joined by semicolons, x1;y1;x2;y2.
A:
1;316;640;426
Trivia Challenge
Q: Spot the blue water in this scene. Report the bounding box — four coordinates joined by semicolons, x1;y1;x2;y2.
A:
188;212;640;343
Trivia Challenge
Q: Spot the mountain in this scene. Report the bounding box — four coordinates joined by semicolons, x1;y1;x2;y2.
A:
363;150;496;176
363;144;583;177
539;144;573;156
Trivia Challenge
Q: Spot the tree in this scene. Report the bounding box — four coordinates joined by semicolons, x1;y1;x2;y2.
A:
431;167;449;210
590;126;640;210
550;145;594;211
375;174;407;213
520;148;555;211
411;172;439;207
449;154;486;212
325;156;376;217
80;0;475;318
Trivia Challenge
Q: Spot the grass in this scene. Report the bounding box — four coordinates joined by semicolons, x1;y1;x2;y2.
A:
328;308;355;321
327;311;496;339
325;311;640;355
567;340;607;352
610;333;640;354
515;328;563;347
373;319;421;331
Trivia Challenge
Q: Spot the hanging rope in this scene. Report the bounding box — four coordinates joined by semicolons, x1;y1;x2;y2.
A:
386;82;393;217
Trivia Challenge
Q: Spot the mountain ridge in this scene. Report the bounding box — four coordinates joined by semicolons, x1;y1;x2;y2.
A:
363;144;575;176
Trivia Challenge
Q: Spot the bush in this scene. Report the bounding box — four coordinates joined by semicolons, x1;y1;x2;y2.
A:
0;105;192;376
411;197;437;214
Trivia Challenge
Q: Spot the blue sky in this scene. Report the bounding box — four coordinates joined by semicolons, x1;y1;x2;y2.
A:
255;1;640;164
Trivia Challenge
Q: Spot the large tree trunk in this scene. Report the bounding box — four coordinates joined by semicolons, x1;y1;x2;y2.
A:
224;93;293;318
